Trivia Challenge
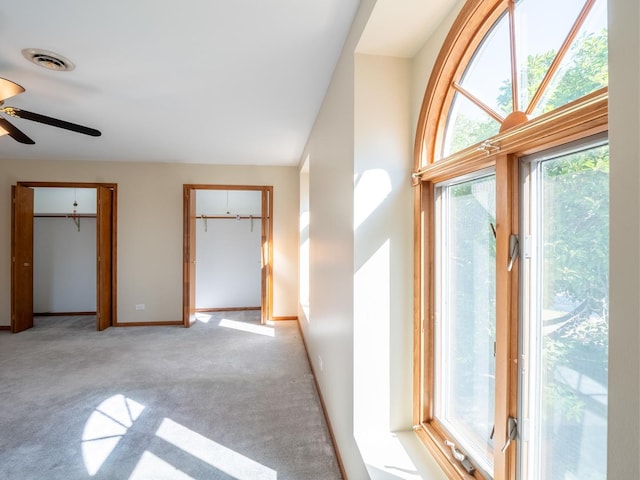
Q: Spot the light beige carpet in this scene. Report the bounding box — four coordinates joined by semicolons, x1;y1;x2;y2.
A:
0;312;341;480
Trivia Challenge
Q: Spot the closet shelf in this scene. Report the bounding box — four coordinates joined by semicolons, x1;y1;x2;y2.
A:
34;213;97;218
198;215;265;220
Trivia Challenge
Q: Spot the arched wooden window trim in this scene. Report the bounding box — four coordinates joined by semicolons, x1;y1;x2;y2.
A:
413;0;608;176
412;0;609;478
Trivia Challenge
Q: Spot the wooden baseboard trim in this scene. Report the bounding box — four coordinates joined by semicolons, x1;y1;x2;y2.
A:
196;307;260;312
114;321;183;327
0;326;10;331
34;312;96;317
271;315;298;321
296;319;347;480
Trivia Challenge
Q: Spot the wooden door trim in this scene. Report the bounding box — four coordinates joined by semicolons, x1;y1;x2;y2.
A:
182;186;196;327
182;184;274;327
14;181;118;330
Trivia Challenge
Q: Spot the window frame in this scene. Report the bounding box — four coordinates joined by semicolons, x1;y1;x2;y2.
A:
411;0;609;478
433;168;498;477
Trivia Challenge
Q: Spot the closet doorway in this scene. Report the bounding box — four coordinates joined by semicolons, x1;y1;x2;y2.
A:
183;185;273;326
11;182;117;333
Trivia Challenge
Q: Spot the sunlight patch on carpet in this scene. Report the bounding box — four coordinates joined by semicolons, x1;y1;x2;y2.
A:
156;418;277;479
219;318;275;337
195;313;212;323
82;394;145;476
129;451;195;480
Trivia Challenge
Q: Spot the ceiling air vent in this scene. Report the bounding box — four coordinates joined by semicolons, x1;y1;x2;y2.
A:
21;48;75;71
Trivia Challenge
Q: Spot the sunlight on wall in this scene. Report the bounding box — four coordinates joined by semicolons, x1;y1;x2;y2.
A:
300;211;310;231
219;318;275;337
354;169;392;230
82;394;145;476
299;236;310;319
299;155;311;320
354;239;390;434
156;418;277;480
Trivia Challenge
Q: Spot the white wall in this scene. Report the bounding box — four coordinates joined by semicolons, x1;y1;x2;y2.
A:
299;0;456;476
195;189;262;309
34;188;96;214
0;161;299;326
353;53;447;479
607;0;640;476
195;219;262;309
297;2;376;478
33;188;98;313
33;217;96;312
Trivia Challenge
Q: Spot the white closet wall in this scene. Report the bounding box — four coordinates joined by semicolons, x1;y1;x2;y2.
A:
196;190;262;309
33;188;96;313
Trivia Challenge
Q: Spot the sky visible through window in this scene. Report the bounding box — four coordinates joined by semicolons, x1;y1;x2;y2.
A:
454;0;607;121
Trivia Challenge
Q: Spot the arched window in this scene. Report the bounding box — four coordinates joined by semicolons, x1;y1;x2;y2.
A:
415;0;607;168
412;0;608;478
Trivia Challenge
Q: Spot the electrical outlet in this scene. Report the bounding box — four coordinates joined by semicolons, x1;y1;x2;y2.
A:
135;304;145;311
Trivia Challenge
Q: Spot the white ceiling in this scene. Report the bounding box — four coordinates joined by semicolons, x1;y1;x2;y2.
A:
0;1;360;166
0;0;458;167
357;0;457;58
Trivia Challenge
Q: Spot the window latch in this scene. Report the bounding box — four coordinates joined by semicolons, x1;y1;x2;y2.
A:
444;440;476;474
507;234;519;272
500;416;518;453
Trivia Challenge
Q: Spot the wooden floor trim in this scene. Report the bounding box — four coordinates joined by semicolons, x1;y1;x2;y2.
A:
296;319;347;479
272;315;298;321
196;307;260;312
34;312;96;317
0;326;10;331
114;321;183;327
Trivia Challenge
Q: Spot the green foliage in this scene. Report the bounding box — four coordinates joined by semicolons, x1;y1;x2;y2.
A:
497;50;555;112
542;29;608;113
543;147;609;311
446;30;608;155
542;146;609;432
447;108;500;154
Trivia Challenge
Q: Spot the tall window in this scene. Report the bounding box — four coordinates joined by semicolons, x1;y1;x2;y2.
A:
413;0;608;478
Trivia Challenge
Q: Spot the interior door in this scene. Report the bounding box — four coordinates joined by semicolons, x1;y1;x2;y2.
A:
11;185;34;333
96;186;113;331
183;186;196;327
260;188;272;324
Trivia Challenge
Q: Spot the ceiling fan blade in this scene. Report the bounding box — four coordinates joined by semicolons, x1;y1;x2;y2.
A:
0;116;35;144
0;77;25;102
7;107;101;137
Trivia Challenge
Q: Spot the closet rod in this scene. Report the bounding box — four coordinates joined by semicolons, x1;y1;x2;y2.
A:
34;213;97;218
198;215;265;220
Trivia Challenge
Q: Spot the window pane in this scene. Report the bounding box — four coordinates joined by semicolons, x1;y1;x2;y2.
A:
458;11;512;117
514;0;588;113
435;173;496;474
531;0;608;116
442;92;501;158
523;141;608;480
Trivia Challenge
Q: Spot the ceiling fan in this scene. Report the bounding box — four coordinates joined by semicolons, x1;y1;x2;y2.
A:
0;77;101;144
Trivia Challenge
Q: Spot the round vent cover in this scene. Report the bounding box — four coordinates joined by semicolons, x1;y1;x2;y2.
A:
21;48;75;71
